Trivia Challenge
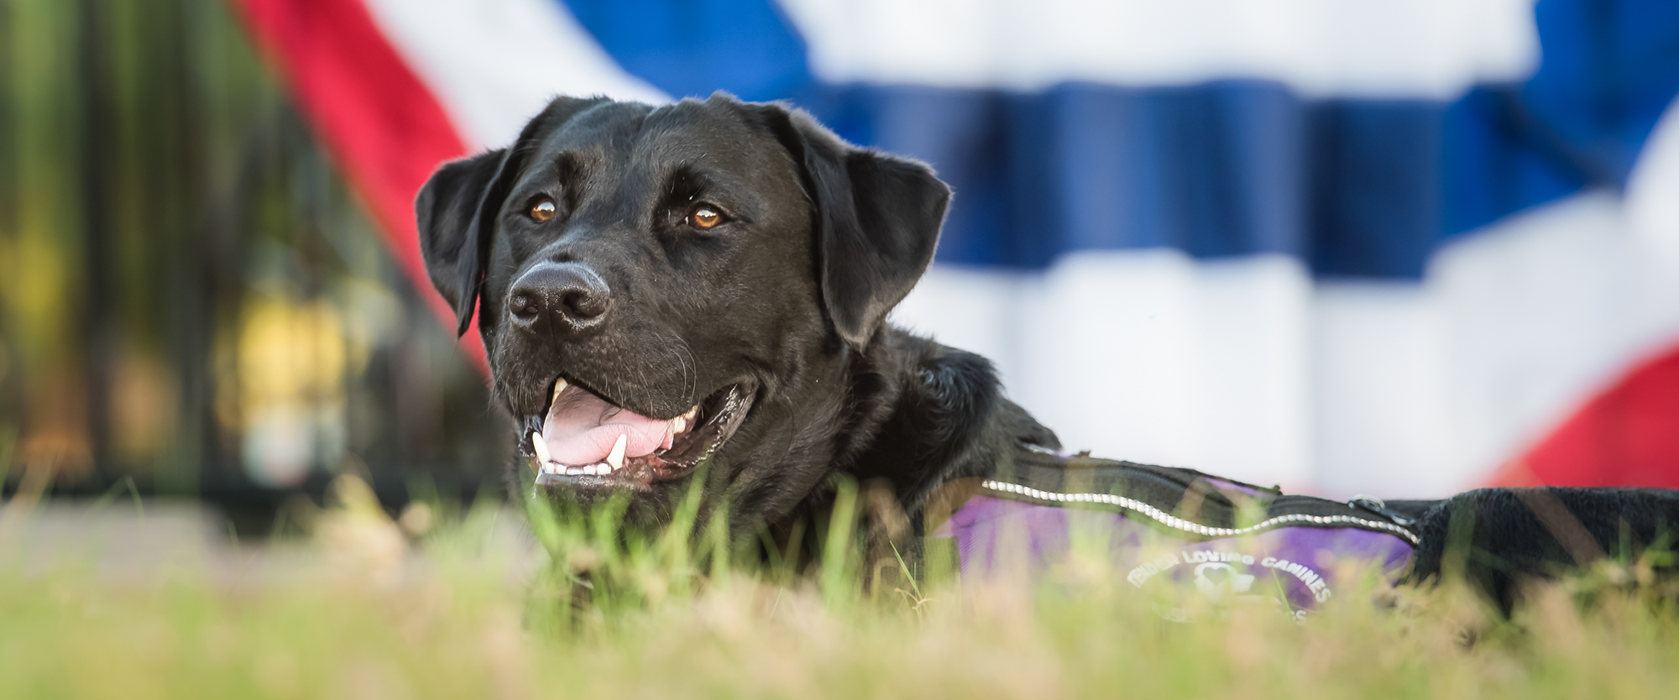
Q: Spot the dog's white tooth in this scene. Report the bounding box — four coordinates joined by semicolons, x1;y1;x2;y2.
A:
606;434;627;471
567;466;584;476
544;463;562;475
580;464;597;476
672;416;686;434
552;378;568;403
531;432;551;464
682;405;698;422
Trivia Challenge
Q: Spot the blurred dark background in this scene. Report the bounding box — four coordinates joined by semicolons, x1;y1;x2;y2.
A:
0;0;504;532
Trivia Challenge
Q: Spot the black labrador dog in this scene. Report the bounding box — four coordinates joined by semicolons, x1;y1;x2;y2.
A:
417;93;1679;611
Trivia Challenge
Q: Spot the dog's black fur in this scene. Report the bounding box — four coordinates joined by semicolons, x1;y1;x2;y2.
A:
416;93;1051;531
418;93;1679;609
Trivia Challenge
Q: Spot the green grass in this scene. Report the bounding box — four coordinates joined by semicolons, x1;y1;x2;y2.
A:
3;475;1679;700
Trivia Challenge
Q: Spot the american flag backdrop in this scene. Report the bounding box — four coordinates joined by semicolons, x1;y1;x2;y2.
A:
236;0;1679;497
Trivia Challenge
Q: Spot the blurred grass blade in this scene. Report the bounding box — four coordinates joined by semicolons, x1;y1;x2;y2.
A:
820;476;859;606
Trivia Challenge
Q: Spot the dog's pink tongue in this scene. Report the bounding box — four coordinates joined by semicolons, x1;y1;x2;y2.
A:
541;388;673;465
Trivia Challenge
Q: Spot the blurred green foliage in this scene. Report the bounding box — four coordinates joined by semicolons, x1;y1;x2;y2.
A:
5;471;1679;700
0;0;502;517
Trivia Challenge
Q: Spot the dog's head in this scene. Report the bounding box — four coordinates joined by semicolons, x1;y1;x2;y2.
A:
416;94;949;525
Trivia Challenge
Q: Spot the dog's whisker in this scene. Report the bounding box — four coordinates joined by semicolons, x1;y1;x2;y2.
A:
663;334;700;407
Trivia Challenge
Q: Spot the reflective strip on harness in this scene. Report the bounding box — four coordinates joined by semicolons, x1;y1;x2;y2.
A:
982;479;1422;546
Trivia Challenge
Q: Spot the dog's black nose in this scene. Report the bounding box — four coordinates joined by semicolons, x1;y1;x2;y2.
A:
506;262;612;334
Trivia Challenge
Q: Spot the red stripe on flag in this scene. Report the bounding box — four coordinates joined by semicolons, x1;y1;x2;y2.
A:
234;0;487;372
1490;342;1679;488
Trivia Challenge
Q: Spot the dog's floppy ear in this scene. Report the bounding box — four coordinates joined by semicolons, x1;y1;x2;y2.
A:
416;96;607;336
415;149;507;336
755;104;950;351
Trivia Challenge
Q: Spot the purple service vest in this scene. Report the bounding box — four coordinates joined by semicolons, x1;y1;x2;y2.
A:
932;472;1419;620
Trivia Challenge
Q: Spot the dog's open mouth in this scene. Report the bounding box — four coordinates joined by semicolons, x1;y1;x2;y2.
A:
520;378;754;490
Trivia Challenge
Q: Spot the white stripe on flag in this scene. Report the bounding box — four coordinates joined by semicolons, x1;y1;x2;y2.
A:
362;0;669;150
777;0;1538;98
1314;191;1679;497
894;253;1316;489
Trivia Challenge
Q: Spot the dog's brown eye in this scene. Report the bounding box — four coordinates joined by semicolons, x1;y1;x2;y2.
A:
530;198;557;222
689;206;723;230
